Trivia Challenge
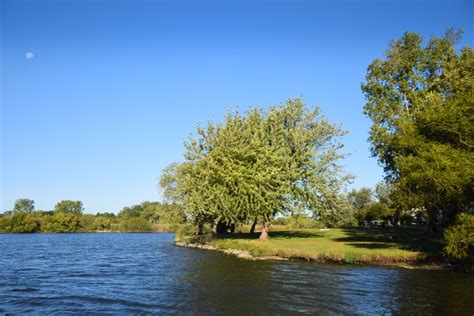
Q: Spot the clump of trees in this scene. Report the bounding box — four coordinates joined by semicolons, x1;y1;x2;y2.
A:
160;98;353;240
0;199;185;233
443;213;474;260
347;183;394;224
362;29;473;229
362;29;473;259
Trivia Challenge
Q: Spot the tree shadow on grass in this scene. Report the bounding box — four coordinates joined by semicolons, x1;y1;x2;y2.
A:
215;230;324;240
336;227;444;256
346;242;400;249
269;230;325;239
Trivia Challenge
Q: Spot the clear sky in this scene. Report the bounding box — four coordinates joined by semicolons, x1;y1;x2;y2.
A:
1;0;472;213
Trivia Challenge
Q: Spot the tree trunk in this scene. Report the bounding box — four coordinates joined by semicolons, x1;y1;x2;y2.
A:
250;218;258;234
259;221;270;240
211;222;217;235
197;223;204;235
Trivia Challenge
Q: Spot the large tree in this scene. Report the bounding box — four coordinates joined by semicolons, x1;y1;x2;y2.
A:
13;198;35;214
161;98;352;239
362;29;473;227
54;200;84;214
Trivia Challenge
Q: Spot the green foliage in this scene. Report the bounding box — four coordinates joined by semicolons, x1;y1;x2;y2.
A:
318;196;357;227
42;212;81;233
0;198;182;233
271;217;290;225
10;213;41;233
93;216;113;231
375;181;393;206
120;217;152;232
161;98;352;238
347;187;373;211
13;198;35;214
118;201;186;224
365;202;392;222
54;200;84;214
0;216;12;232
288;215;326;229
443;213;474;260
347;187;394;223
362;29;474;225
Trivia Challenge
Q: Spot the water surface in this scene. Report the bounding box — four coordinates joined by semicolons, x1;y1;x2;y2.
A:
1;233;473;314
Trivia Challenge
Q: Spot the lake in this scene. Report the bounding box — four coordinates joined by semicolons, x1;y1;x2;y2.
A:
0;233;473;315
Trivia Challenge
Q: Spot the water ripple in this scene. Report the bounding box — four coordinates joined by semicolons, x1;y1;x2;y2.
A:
1;233;473;314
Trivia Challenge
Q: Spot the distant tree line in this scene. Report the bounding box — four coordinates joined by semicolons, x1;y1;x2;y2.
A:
0;199;185;233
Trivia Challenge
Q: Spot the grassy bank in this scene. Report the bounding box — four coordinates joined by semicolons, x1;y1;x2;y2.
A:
176;227;447;267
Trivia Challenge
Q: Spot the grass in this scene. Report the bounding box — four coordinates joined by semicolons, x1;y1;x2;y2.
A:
178;227;445;265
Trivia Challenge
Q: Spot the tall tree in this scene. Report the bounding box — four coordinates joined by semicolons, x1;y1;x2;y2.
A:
375;181;393;206
361;29;473;227
54;200;84;214
161;98;351;239
347;188;373;211
13;198;35;213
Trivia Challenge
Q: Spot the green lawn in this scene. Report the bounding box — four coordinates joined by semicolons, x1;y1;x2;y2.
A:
179;227;444;265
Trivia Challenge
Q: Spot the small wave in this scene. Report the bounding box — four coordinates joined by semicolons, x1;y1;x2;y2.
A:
50;295;157;309
10;288;39;292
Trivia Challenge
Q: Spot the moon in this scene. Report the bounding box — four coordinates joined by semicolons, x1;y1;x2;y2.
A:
26;52;34;60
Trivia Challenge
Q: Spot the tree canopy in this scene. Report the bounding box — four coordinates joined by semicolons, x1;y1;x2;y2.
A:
362;29;473;226
54;200;84;214
160;98;352;239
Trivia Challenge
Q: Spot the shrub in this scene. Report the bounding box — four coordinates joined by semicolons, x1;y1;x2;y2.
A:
288;216;325;229
443;213;474;260
271;217;290;226
0;216;12;232
365;202;392;221
119;217;152;232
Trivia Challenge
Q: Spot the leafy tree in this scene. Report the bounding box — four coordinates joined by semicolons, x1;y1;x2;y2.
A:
362;29;473;227
54;200;84;214
365;202;392;222
347;187;373;211
318;195;357;227
13;198;35;214
79;214;96;231
375;181;393;206
160;163;182;203
120;217;152;232
161;98;351;239
119;204;144;218
0;216;12;232
443;213;474;260
43;212;81;233
93;216;113;231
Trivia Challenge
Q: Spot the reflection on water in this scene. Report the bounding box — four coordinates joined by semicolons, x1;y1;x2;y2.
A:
0;233;473;314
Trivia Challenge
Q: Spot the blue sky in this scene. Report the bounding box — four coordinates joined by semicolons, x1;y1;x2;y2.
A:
1;0;472;213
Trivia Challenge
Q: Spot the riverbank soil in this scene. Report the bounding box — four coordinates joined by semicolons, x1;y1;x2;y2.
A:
177;227;450;267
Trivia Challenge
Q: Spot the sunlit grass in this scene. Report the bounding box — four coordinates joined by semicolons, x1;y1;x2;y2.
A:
179;227;443;265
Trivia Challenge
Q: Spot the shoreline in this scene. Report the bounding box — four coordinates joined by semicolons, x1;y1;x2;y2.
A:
175;240;464;271
0;230;176;234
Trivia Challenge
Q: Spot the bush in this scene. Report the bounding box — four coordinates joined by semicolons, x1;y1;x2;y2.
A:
272;217;290;225
0;216;12;232
365;203;392;221
443;213;474;260
175;223;200;241
120;217;152;232
288;215;325;229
